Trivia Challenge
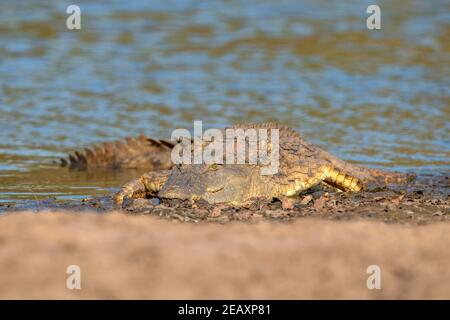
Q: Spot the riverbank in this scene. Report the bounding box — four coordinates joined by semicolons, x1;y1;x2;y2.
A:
2;174;449;224
0;210;449;299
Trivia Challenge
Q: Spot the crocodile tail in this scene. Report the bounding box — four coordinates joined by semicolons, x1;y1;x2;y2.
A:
60;134;175;170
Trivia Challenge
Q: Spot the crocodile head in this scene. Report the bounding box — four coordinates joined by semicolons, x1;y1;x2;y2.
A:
157;163;266;205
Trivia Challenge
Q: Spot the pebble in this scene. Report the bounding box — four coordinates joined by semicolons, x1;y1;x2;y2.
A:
282;198;294;210
313;196;326;210
300;195;313;205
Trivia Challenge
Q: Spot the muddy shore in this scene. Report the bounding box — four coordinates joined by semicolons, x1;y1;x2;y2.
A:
2;174;448;224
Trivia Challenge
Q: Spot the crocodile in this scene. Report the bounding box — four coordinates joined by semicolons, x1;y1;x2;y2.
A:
62;123;413;206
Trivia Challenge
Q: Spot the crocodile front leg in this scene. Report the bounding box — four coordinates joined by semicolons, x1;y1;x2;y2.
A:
114;170;171;205
322;165;363;192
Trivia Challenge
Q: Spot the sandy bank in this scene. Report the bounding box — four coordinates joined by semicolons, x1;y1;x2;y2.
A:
0;211;449;299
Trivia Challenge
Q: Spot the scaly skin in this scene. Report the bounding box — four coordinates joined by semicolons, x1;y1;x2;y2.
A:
112;123;413;206
61;134;174;170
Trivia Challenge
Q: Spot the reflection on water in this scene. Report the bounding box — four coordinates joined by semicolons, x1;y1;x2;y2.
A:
0;0;449;203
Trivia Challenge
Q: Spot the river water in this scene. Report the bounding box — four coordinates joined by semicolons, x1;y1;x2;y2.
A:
0;0;449;205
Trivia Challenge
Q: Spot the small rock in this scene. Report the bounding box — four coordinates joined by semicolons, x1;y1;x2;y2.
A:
210;205;227;217
300;195;313;205
282;198;294;210
150;198;160;205
313;196;326;210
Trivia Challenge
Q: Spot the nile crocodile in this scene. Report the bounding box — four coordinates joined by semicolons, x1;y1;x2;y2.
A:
62;123;413;206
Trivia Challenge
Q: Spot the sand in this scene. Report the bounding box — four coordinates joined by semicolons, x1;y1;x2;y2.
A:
0;211;449;299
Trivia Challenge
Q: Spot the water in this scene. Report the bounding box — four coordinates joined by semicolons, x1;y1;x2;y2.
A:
0;0;449;204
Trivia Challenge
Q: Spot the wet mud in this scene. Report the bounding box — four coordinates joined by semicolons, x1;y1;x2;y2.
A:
2;174;448;225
